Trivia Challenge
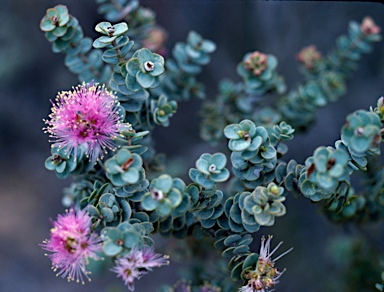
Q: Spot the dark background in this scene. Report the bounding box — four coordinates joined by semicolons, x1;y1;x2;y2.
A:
1;0;384;291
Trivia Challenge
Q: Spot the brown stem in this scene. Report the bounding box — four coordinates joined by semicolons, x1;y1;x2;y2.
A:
112;39;126;63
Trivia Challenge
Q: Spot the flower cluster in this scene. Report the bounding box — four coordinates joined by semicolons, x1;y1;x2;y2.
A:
41;208;101;284
111;245;169;291
240;236;292;292
43;83;124;163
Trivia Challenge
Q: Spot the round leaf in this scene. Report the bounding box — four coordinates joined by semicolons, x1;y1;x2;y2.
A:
141;194;158;211
136;71;155;88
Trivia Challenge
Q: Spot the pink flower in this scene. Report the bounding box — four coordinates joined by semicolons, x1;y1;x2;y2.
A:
360;16;381;35
239;278;263;292
41;208;102;284
141;245;170;269
111;245;169;291
240;235;292;292
44;83;122;163
111;257;143;291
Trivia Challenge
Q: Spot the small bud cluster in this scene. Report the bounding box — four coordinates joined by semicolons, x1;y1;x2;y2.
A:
296;45;322;70
360;16;381;35
244;51;268;76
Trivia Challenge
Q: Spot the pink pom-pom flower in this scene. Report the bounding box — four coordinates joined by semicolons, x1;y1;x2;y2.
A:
44;83;123;163
41;208;102;284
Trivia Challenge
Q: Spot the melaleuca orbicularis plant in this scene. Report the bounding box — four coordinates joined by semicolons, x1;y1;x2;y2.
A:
40;2;384;291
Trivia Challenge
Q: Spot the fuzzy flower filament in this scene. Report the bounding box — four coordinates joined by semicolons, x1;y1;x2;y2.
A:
111;245;169;291
41;208;102;284
240;235;292;292
44;83;123;163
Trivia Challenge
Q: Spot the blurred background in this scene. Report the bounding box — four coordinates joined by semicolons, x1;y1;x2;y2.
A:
1;0;384;291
